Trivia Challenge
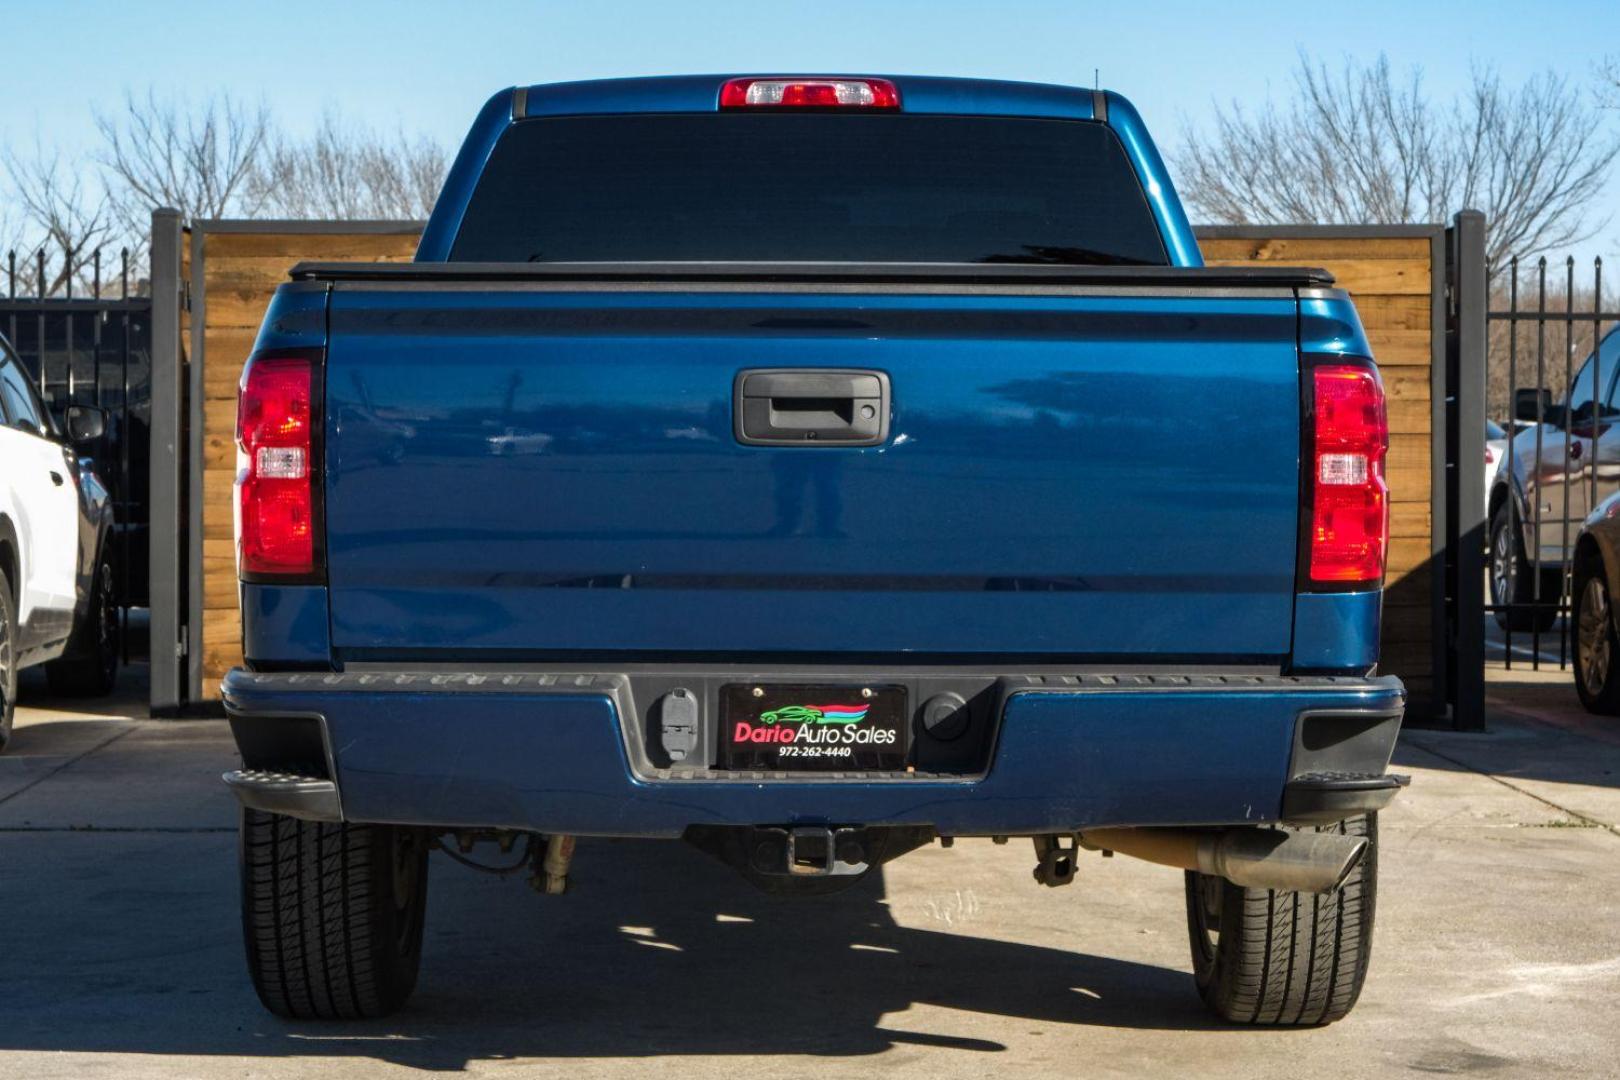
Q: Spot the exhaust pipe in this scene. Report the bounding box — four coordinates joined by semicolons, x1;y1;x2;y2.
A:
535;834;576;895
1079;827;1367;895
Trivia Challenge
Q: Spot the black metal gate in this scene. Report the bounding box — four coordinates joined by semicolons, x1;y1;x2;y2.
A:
1480;254;1619;670
2;246;152;644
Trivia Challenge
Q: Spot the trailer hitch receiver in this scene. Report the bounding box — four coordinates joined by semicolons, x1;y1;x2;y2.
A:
749;826;870;877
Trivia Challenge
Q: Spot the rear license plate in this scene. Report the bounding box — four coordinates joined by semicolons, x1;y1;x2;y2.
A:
719;684;909;771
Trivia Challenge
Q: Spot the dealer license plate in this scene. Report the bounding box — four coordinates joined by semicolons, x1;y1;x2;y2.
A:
718;684;909;771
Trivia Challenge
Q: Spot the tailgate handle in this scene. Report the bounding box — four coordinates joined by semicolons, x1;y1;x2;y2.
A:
735;369;889;446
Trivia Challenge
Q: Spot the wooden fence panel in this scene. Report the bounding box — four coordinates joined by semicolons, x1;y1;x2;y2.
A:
193;224;421;699
1200;229;1442;704
192;224;1444;706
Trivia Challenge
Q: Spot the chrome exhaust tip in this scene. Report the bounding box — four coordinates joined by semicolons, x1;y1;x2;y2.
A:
1079;826;1368;895
1199;828;1368;895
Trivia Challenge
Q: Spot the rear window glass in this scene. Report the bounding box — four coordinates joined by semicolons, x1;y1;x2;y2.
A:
450;113;1168;265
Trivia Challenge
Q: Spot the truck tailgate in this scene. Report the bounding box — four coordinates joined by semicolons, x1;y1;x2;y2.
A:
322;286;1302;659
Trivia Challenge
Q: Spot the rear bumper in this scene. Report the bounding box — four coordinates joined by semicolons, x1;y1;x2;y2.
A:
221;668;1406;837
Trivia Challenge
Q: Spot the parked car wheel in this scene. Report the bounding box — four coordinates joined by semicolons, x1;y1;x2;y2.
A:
241;808;430;1019
1490;503;1560;633
1573;556;1620;714
43;556;119;697
0;581;16;751
1184;814;1377;1026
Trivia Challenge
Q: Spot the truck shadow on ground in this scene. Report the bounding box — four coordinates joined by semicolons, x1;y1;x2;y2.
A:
373;840;1224;1064
0;833;1228;1069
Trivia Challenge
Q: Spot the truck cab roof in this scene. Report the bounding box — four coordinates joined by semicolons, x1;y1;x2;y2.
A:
417;74;1200;266
513;74;1113;121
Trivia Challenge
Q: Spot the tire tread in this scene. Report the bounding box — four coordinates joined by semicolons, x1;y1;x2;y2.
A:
240;808;424;1020
1187;815;1377;1026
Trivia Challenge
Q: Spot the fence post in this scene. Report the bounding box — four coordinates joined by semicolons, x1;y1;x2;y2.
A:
148;207;187;716
1448;209;1488;730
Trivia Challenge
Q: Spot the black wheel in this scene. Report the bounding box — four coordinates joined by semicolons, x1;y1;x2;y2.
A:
1573;556;1620;715
1185;815;1377;1026
240;809;430;1019
1490;503;1560;633
0;582;16;752
44;556;118;697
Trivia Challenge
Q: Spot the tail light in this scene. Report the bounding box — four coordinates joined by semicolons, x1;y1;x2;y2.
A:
1305;361;1388;587
720;77;900;109
236;350;322;579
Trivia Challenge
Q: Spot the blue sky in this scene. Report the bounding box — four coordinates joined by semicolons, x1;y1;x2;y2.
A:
1;0;1617;260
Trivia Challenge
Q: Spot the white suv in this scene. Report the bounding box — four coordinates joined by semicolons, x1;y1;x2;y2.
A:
0;333;119;748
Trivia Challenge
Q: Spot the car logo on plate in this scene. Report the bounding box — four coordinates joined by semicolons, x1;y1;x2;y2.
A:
759;704;870;725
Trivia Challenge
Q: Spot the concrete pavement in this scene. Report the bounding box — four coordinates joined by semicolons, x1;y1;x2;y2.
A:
1;665;1618;1078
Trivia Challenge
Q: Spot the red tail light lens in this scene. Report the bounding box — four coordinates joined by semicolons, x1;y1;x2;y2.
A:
720;77;900;109
1308;363;1389;585
237;353;319;577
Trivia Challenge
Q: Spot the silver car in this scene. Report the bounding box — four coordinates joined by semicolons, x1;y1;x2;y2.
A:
1490;326;1620;632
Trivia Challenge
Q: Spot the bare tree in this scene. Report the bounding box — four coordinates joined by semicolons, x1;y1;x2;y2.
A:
2;139;116;295
1175;54;1620;270
94;88;271;241
1602;55;1620;108
0;203;26;291
246;112;447;220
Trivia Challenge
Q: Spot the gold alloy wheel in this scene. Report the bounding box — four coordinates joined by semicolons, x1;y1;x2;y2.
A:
1579;574;1612;699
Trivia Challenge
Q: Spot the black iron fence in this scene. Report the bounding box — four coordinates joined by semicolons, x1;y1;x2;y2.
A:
1484;254;1620;670
0;208;1533;721
2;245;152;648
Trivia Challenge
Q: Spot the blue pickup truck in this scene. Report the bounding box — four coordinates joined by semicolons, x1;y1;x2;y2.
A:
223;75;1405;1026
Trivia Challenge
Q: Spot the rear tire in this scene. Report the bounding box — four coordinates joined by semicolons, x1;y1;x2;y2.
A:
0;583;16;752
1185;815;1377;1026
1573;555;1620;715
240;808;430;1019
1490;503;1560;633
44;556;118;697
